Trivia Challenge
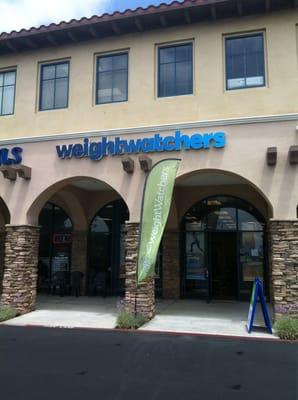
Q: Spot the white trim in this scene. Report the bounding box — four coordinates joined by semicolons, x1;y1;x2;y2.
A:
0;112;297;145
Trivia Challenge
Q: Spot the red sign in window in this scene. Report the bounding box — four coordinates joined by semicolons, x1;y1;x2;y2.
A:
53;233;72;244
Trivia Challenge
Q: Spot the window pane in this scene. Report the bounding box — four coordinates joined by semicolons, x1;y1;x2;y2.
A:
97;55;128;104
159;47;175;64
112;70;127;102
41;80;55;110
90;216;110;233
0;73;3;86
186;232;206;278
113;54;127;70
159;63;175;97
54;206;72;232
2;85;14;115
4;71;16;85
226;38;245;80
176;61;192;95
0;88;3;114
208;207;237;230
56;63;69;78
226;35;265;89
97;71;113;103
246;38;264;79
240;232;264;282
98;56;113;72
176;44;192;62
42;65;55;80
238;209;263;231
54;77;68;108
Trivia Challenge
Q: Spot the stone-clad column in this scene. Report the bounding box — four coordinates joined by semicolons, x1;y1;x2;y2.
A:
71;231;88;294
162;230;180;299
124;222;155;320
270;220;298;318
0;229;5;295
1;225;40;314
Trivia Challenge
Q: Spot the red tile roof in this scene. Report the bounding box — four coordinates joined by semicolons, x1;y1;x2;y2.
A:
0;0;226;39
0;0;295;55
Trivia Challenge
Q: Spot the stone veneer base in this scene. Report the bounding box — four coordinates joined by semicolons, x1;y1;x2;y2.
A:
124;222;155;320
1;225;40;314
270;220;298;318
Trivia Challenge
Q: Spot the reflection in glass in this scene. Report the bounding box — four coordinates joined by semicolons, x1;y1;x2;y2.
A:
183;196;266;299
207;207;237;230
185;231;205;280
238;209;263;231
88;200;129;296
240;231;264;282
96;53;128;104
38;203;73;293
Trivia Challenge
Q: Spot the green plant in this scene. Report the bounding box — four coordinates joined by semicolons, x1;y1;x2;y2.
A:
274;316;298;340
0;306;18;322
116;311;148;329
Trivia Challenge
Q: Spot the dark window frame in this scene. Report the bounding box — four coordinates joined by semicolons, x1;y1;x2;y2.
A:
0;69;16;116
158;42;193;98
39;61;70;111
96;52;129;105
225;33;266;91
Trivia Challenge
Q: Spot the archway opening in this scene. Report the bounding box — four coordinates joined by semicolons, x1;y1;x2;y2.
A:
31;177;129;299
88;199;129;296
161;169;273;303
182;195;267;301
38;203;73;295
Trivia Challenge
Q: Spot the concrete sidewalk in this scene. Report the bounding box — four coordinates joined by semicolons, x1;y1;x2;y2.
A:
2;296;277;339
3;295;119;329
140;299;277;339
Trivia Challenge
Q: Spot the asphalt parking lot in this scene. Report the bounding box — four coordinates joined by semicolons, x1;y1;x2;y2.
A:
0;326;297;400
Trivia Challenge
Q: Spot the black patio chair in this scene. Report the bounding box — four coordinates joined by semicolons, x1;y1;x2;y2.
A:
90;272;107;297
51;271;68;297
71;271;84;297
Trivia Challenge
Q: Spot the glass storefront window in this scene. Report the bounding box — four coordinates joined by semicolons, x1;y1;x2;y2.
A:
207;207;237;230
184;231;207;297
182;195;267;300
38;203;73;293
240;231;264;282
88;200;129;296
238;209;263;231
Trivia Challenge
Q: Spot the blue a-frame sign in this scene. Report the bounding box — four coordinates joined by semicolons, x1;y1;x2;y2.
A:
247;277;272;334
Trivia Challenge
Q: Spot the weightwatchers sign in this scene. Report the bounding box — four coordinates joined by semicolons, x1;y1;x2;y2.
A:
56;130;226;161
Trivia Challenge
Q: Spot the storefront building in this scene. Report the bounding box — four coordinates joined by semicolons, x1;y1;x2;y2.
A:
0;0;297;320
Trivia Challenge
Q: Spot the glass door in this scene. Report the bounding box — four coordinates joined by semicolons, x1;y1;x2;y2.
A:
183;229;208;299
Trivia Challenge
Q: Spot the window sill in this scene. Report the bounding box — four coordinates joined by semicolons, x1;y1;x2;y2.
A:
225;85;267;94
93;100;129;107
156;93;195;101
38;107;69;113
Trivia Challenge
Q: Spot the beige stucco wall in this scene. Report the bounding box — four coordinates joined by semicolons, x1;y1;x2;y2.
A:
0;10;297;140
0;119;297;223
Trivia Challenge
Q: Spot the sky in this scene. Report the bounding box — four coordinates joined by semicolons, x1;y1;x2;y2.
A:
0;0;179;34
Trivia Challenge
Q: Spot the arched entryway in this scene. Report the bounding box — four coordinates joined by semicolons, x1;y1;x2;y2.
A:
27;176;131;299
38;203;73;294
87;199;129;296
181;195;268;301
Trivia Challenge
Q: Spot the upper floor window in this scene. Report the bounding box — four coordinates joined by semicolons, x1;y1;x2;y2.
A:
96;52;128;104
158;43;193;98
0;70;16;116
225;34;265;90
39;61;69;111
